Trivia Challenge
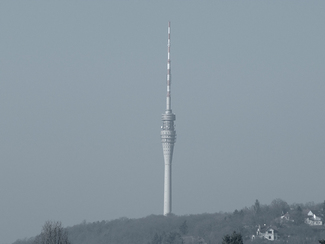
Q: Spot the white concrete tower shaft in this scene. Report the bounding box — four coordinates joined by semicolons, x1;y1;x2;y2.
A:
161;21;176;216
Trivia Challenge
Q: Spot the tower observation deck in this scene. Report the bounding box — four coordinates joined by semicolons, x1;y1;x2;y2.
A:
161;21;176;216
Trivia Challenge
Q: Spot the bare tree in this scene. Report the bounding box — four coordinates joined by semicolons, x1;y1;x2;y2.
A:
34;221;71;244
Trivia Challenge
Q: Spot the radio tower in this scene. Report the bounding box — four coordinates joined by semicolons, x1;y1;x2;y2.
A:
161;21;176;216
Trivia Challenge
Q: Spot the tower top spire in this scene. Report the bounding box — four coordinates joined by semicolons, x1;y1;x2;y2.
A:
166;21;172;112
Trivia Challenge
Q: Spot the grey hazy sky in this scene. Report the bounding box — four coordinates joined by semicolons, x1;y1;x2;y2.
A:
1;1;325;243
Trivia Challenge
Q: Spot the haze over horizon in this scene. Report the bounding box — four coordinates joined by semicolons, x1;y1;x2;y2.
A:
1;1;325;243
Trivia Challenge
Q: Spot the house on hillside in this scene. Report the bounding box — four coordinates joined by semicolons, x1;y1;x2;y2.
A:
256;225;279;241
281;212;290;221
305;210;323;226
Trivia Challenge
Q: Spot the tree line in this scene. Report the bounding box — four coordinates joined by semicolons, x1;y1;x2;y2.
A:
12;199;325;244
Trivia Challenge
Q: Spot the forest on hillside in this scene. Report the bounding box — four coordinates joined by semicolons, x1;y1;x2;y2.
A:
13;199;325;244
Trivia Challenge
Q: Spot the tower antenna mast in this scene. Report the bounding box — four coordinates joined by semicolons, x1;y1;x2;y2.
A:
161;21;176;216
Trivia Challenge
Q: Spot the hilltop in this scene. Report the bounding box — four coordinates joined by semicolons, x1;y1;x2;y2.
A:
12;199;325;244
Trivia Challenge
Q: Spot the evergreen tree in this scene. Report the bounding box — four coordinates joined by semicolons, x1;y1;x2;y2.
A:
179;220;188;235
151;233;161;244
222;231;243;244
164;232;182;244
293;206;304;225
254;199;260;215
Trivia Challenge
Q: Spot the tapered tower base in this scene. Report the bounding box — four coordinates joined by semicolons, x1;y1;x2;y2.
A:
162;141;175;215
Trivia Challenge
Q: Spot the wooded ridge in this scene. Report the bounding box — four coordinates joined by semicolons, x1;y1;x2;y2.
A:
12;199;325;244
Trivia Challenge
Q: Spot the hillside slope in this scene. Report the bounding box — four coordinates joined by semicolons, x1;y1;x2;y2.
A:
13;199;325;244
